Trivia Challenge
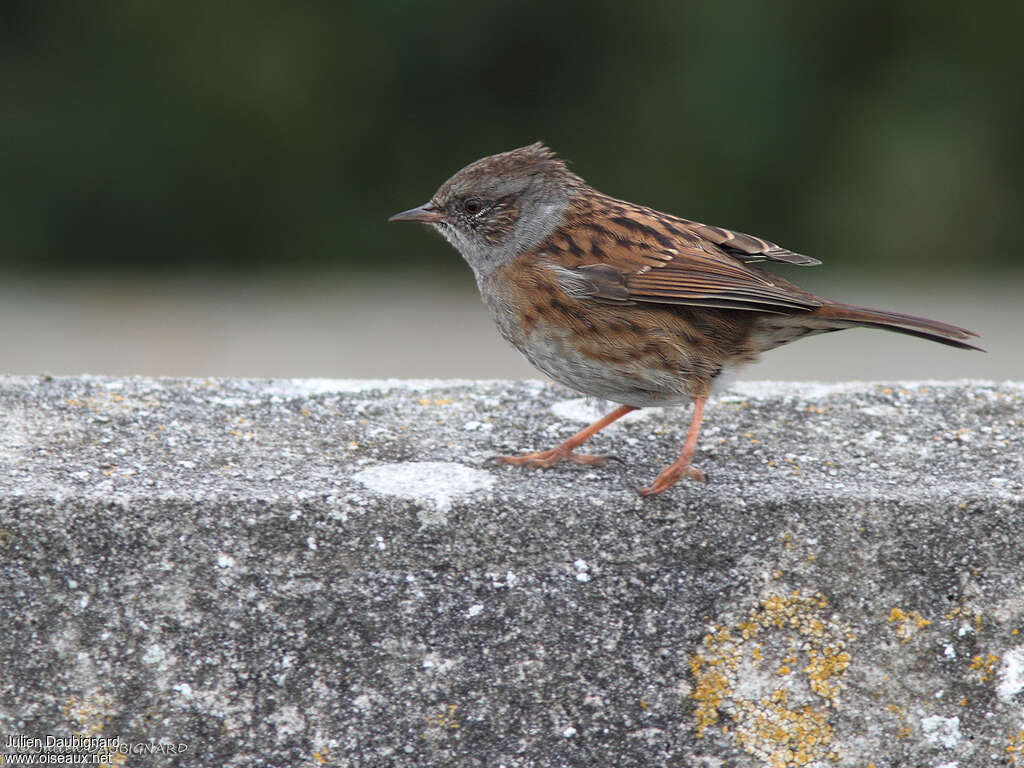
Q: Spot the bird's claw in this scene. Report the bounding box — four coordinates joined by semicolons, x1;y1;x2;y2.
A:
638;463;706;497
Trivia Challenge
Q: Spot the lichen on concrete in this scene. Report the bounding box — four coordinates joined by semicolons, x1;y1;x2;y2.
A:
0;375;1022;767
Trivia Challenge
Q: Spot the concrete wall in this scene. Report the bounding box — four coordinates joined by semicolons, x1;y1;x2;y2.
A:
1;376;1022;767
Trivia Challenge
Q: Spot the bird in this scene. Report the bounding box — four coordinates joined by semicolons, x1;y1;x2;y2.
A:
389;142;981;496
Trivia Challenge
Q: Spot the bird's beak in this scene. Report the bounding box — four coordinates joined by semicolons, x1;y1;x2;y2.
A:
389;202;444;224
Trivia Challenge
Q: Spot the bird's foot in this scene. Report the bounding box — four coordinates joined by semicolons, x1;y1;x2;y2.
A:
638;462;706;497
489;448;615;468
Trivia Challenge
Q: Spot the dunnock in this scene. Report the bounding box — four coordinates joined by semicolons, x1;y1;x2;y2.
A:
390;143;980;496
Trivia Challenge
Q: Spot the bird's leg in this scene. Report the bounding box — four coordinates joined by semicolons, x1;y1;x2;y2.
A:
491;405;637;468
639;397;707;496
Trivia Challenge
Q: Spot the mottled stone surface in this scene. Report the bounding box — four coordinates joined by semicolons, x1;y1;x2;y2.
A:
0;376;1022;767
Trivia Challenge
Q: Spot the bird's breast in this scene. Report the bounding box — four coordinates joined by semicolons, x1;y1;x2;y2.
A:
481;257;750;405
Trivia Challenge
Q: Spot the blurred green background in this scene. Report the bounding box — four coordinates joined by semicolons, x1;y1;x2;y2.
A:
5;0;1023;275
1;1;1021;379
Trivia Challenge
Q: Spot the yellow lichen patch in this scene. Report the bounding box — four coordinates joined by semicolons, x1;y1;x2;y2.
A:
311;748;329;765
418;397;453;406
944;600;985;634
968;653;999;682
884;702;914;739
426;703;459;730
63;697;108;738
732;700;835;767
61;694;127;767
1007;731;1024;765
804;645;850;701
691;648;736;736
688;593;853;767
887;607;931;642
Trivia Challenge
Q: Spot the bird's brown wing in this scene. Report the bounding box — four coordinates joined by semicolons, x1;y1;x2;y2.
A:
545;196;822;313
685;221;820;266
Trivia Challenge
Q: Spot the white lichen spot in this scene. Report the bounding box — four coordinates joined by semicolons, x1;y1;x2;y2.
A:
921;715;961;748
860;404;900;418
721;380;867;401
353;461;494;525
268;705;305;737
467;604;484;618
997;646;1024;702
216;553;235;569
421;652;456;674
142;644;165;665
171;682;193;698
562;726;577;738
550;398;652;425
487;570;518;589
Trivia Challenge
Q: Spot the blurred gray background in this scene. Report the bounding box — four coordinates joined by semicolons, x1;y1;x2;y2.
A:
2;3;1021;382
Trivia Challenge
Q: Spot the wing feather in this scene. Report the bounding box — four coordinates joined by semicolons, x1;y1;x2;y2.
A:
544;194;822;314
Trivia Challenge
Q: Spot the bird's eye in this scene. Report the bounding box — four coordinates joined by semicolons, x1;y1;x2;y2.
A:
464;198;483;214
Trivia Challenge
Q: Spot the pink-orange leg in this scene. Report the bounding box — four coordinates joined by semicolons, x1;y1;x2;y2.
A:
491;405;638;468
639;396;708;496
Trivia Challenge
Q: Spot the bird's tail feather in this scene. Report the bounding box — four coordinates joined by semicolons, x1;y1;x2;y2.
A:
805;302;983;351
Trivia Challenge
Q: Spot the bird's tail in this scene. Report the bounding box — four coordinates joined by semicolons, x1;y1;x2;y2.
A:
802;301;983;351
